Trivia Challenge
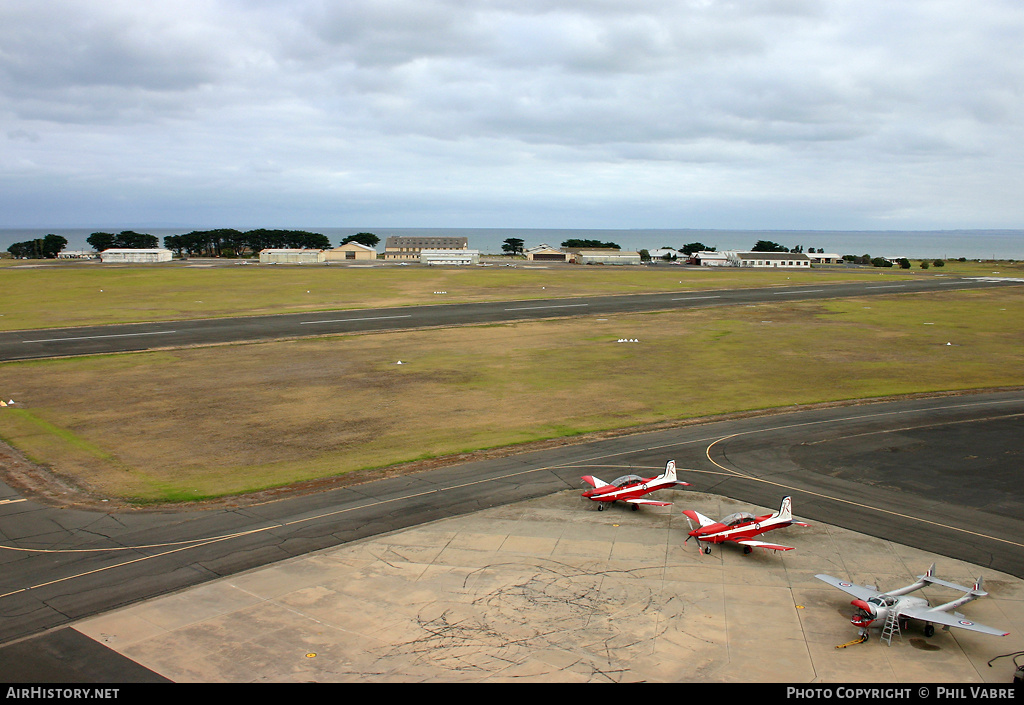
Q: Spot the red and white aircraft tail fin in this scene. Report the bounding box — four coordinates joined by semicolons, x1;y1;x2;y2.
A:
580;475;609;489
657;459;690;487
773;496;809;526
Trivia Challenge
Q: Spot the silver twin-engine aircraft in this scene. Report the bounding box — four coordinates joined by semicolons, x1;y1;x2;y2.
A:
816;563;1009;642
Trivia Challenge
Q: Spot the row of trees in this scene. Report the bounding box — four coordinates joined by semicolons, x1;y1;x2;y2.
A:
751;240;827;254
5;229;378;259
87;231;159;251
162;229;336;257
6;234;68;259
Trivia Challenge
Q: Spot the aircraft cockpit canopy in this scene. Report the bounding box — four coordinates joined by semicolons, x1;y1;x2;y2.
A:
720;512;756;527
611;475;644;487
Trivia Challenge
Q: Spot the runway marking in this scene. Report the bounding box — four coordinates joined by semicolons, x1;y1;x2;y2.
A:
865;284;906;289
670;295;721;301
21;331;177;343
699;408;1024;551
0;499;26;506
503;304;589;311
300;315;412;325
2;397;1021;600
772;289;825;295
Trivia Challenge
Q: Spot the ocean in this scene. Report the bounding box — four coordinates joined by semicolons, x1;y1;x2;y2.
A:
2;227;1023;260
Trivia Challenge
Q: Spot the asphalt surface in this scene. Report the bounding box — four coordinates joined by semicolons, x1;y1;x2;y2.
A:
1;274;1020;361
1;390;1022;682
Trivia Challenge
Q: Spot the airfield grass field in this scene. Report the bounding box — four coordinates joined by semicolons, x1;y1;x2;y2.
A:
0;258;1022;504
2;256;1016;330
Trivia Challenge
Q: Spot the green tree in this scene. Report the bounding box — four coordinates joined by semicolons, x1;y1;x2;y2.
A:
341;232;380;248
7;241;36;258
680;242;714;255
561;238;620;249
87;232;117;251
751;240;789;252
501;238;524;256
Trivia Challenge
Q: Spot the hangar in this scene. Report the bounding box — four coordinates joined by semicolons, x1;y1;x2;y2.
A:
259;249;325;264
99;248;173;263
324;242;377;262
525;244;569;262
576;249;642;265
420;249;480;266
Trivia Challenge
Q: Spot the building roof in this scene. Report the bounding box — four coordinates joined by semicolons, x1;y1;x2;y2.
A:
734;251;811;260
100;248;172;253
384;236;468;248
330;242;376;251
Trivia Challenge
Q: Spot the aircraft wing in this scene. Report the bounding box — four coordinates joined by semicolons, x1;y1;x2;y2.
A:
581;475;608;489
815;574;881;601
733;539;795;552
681;510;716;527
625;498;672;506
897;606;1010;636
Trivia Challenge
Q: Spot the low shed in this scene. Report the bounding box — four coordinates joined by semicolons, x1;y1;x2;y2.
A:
259;249;325;264
99;248;173;263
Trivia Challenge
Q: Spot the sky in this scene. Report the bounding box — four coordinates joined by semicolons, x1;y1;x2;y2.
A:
2;0;1023;233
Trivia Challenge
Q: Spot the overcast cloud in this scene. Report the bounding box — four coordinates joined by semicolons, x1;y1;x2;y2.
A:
2;0;1022;230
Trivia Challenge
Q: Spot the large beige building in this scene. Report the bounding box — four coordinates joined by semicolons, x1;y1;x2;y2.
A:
324;242;377;262
382;236;468;261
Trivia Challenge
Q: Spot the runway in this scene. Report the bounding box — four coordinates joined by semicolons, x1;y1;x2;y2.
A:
1;390;1022;681
1;275;1019;361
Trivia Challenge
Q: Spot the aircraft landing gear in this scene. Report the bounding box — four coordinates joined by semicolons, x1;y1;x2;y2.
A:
743;546;752;555
703;546;712;555
631;504;639;511
924;624;935;637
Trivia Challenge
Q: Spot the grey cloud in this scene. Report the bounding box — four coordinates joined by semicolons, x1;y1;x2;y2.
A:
0;0;1022;231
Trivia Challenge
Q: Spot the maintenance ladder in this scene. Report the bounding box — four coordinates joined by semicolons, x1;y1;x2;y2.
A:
881;607;902;645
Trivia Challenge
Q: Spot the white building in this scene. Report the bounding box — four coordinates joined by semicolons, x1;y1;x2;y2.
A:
807;252;845;264
258;249;325;264
691;251;730;266
420;249;480;266
576;249;642;265
648;248;679;261
99;248;173;263
727;252;812;268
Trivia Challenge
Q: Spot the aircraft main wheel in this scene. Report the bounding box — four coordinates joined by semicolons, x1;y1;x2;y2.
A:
631;505;639;511
703;546;711;555
597;504;604;511
924;624;935;637
743;546;752;555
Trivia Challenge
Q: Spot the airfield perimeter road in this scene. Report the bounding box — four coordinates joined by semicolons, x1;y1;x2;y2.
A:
0;273;1021;361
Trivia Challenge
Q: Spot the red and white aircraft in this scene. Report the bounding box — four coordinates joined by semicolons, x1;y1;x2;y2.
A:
581;460;689;510
816;564;1009;641
682;496;809;554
